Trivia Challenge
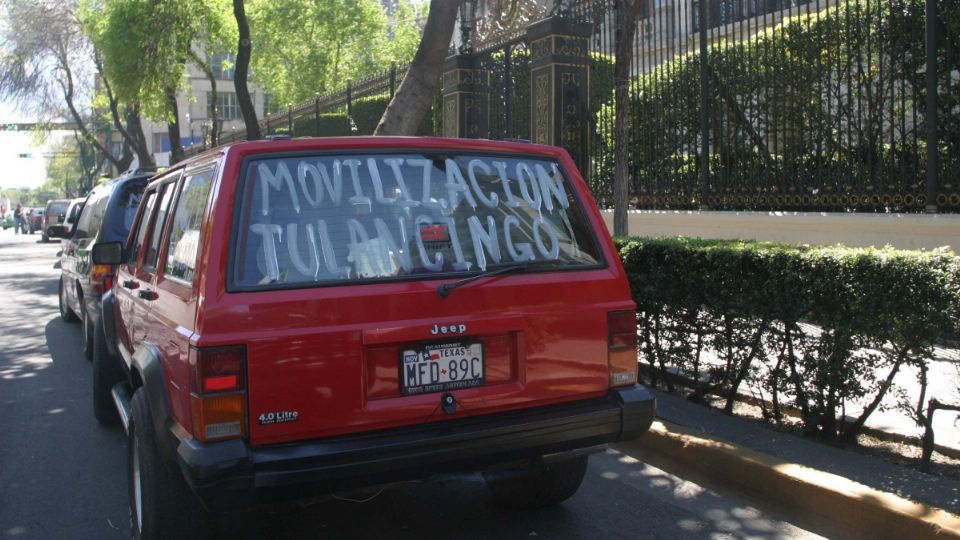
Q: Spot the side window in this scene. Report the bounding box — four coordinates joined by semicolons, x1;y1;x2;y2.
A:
163;169;214;284
129;191;158;265
143;182;177;270
78;194;109;241
73;194;98;240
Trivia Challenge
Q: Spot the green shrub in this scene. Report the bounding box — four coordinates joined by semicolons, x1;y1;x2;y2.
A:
616;237;960;440
291;113;352;137
349;95;439;136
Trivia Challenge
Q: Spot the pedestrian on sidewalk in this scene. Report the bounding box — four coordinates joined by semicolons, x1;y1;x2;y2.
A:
13;204;25;234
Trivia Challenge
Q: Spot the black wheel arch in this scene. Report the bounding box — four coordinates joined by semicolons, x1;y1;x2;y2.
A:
100;291;121;359
130;340;179;467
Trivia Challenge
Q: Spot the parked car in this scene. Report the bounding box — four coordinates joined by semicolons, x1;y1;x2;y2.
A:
28;208;43;234
42;199;72;242
58;170;150;358
91;137;654;540
62;198;85;237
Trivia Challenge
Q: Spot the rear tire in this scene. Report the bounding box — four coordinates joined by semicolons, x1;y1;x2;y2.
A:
129;389;214;540
58;277;79;323
92;318;123;426
483;455;589;509
82;305;93;360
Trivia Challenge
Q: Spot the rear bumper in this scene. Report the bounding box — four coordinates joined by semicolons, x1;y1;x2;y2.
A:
173;386;655;510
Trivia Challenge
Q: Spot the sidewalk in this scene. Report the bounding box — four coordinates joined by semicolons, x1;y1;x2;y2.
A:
618;389;960;540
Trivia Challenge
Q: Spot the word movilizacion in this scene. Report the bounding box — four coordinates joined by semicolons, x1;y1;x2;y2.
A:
245;155;584;283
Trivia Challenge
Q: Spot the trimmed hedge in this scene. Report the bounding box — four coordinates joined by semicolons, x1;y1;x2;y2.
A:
616;237;960;441
350;95;439;136
290;113;353;137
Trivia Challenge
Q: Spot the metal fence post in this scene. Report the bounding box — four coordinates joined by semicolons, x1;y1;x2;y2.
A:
925;0;939;213
503;47;512;138
347;79;353;121
314;92;320;136
698;0;710;210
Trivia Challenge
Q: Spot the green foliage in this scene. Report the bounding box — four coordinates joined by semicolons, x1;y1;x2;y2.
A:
589;53;615;114
81;0;234;121
1;188;60;208
616;236;960;440
290;114;352;137
248;0;420;106
42;136;89;198
349;95;438;135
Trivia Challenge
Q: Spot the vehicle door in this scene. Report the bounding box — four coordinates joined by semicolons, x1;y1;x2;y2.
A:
115;188;156;358
114;175;177;358
130;174;180;354
141;165;216;426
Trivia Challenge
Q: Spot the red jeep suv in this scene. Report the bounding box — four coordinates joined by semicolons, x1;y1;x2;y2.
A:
91;137;654;540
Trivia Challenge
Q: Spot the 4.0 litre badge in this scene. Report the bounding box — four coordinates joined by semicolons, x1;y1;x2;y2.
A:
258;410;299;425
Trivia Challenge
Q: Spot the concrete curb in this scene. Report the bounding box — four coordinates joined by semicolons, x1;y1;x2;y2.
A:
617;420;960;540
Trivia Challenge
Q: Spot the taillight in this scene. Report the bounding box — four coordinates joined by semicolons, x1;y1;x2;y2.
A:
608;310;638;387
90;264;113;294
189;345;247;442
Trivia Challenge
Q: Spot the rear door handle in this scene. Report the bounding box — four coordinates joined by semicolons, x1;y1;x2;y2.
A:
138;290;158;301
122;280;139;289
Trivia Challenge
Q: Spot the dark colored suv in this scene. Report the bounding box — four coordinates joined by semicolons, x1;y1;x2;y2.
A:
59;170;151;358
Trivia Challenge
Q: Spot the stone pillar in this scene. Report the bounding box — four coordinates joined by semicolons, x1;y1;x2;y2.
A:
441;55;489;139
527;17;592;174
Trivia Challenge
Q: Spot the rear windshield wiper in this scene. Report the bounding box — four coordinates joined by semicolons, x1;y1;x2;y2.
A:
437;262;568;299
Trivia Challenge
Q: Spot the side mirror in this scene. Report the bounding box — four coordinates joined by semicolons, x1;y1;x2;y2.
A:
92;241;123;265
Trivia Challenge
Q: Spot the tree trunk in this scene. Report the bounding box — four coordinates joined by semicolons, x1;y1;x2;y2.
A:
166;88;185;165
233;0;260;140
374;0;459;136
60;58;126;171
613;0;644;237
95;50;153;168
842;350;908;443
189;50;218;146
124;105;154;168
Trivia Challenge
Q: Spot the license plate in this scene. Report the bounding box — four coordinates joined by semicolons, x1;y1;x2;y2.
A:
400;342;484;395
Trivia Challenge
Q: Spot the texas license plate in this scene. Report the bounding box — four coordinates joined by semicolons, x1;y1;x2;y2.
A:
400;342;484;395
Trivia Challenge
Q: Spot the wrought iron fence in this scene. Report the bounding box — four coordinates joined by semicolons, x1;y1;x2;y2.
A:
187;61;443;155
188;0;959;212
580;0;959;211
476;31;532;141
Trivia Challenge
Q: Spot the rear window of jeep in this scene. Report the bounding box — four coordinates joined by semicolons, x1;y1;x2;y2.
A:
231;152;602;290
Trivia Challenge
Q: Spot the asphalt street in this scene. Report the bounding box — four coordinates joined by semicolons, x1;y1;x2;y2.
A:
0;232;821;540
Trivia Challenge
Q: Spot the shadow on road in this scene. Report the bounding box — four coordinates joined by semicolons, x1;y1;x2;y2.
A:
217;449;805;540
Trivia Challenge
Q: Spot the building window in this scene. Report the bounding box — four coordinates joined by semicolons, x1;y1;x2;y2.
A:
153;133;169;153
210;53;235;80
208;92;240;121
